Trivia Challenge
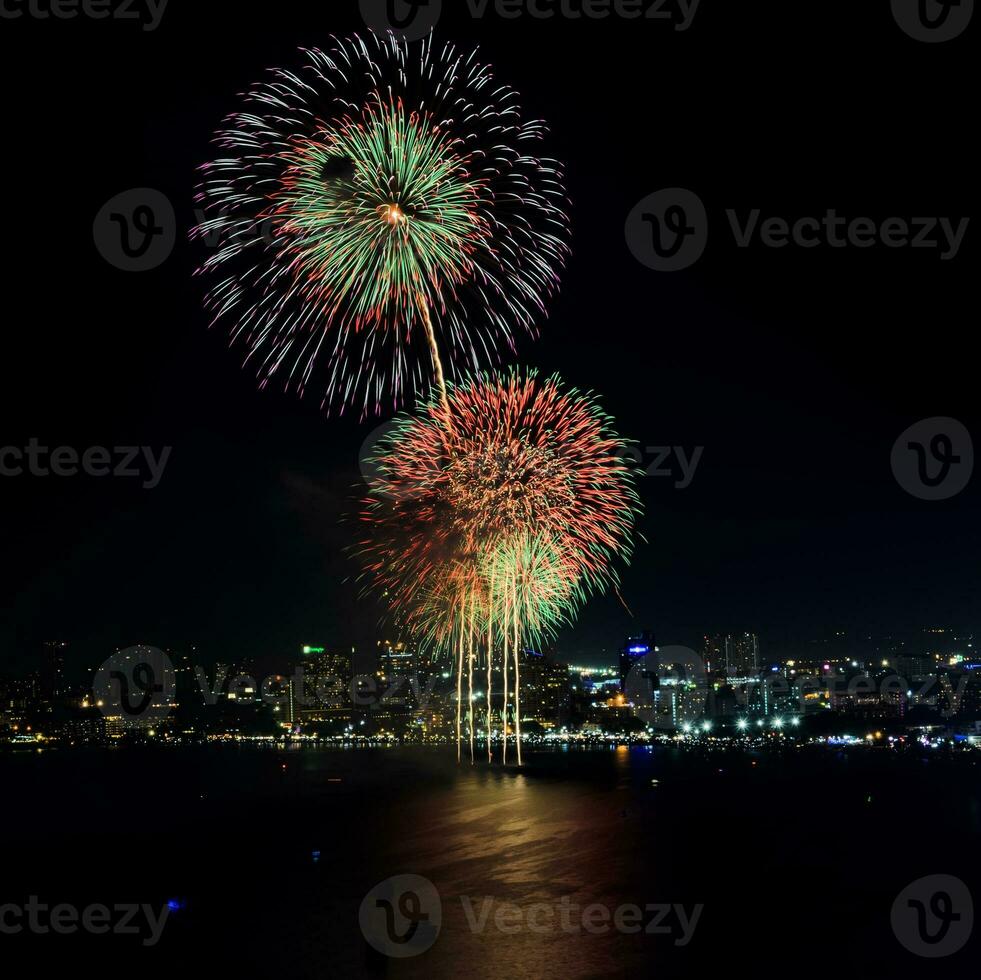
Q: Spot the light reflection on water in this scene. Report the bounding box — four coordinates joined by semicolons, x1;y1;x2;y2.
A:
370;753;657;979
3;743;966;979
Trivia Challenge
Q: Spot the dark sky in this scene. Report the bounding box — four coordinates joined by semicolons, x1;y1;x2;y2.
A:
0;0;975;676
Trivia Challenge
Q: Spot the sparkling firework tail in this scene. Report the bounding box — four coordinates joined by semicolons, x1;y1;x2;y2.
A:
468;593;477;765
502;617;509;766
513;578;522;767
417;291;450;416
486;560;495;763
455;630;463;764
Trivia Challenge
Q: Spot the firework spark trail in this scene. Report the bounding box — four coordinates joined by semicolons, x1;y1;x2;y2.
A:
486;560;495;763
417;291;450;415
502;607;509;766
468;593;476;765
193;34;570;417
355;371;641;764
455;629;464;764
512;579;522;767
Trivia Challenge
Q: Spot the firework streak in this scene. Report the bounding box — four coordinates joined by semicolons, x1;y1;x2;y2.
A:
356;372;641;764
193;33;570;416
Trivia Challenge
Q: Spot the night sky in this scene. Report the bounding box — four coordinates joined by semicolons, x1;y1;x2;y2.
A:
1;0;975;675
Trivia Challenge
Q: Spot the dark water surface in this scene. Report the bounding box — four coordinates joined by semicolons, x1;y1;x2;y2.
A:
2;745;979;978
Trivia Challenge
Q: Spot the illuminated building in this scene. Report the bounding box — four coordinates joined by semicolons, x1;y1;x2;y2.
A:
619;631;655;695
369;639;422;735
294;645;353;729
0;676;35;732
703;634;725;674
376;639;418;682
41;641;67;702
896;653;939;680
54;706;107;744
518;650;571;728
651;657;708;730
724;633;760;681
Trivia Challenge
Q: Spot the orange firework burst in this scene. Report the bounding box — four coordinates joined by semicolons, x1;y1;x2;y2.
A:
356;371;641;763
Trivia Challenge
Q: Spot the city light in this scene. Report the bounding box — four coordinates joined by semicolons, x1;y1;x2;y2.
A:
5;627;979;760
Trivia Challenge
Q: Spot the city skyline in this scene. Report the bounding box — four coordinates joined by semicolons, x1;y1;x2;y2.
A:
5;623;980;750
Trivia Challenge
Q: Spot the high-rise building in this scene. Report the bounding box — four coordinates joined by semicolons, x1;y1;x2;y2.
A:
41;641;67;702
619;631;655;695
725;633;760;681
0;676;36;733
702;634;725;674
519;650;571;728
295;645;352;728
369;639;420;734
652;679;708;730
376;639;418;689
